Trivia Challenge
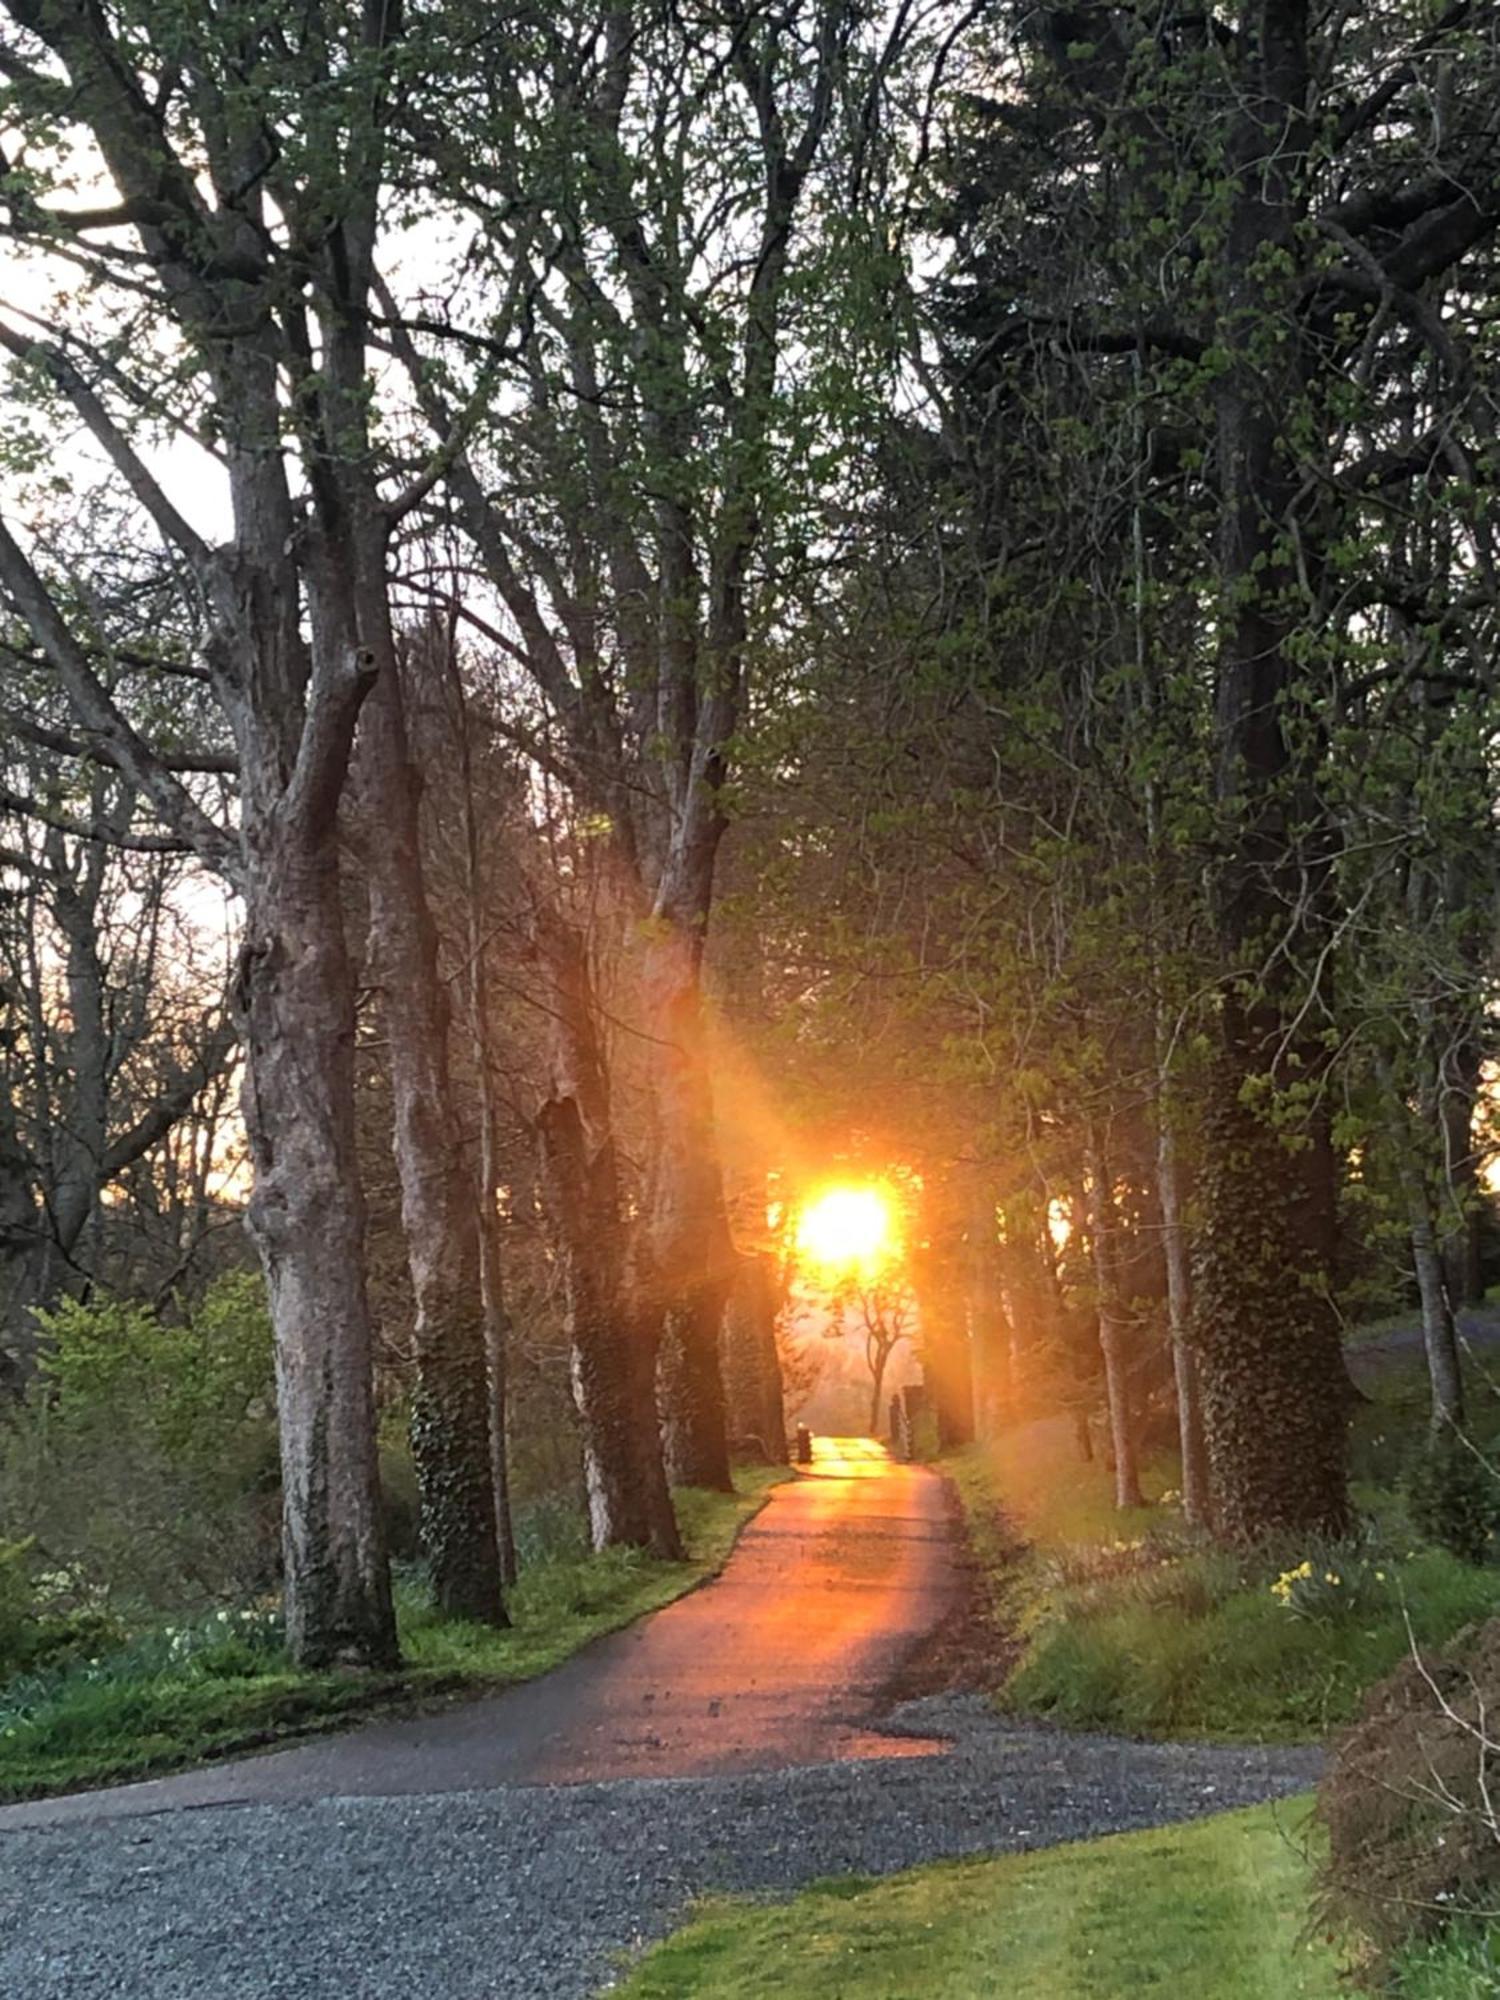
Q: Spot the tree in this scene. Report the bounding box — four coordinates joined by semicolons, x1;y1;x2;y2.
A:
386;0;878;1490
918;0;1500;1539
351;655;507;1623
0;749;236;1383
0;0;435;1663
531;902;682;1556
852;1281;912;1437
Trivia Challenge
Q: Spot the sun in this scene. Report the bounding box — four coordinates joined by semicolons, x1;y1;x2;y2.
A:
794;1183;897;1279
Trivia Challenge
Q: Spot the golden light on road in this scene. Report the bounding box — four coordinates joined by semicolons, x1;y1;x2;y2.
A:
795;1183;897;1279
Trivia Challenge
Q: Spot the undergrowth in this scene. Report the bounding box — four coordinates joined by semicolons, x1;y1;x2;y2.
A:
942;1359;1500;1743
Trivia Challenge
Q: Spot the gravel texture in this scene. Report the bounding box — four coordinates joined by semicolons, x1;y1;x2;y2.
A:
0;1695;1321;2000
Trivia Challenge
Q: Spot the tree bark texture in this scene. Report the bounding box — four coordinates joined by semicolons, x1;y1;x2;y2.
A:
1195;0;1351;1542
1192;1017;1351;1540
441;624;520;1588
1086;1132;1143;1511
237;832;396;1668
354;649;504;1626
1154;1082;1211;1526
534;909;682;1555
1439;1034;1485;1310
642;921;735;1492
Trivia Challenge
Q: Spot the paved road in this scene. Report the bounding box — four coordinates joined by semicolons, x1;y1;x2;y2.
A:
0;1437;955;1831
0;1438;1321;1998
1348;1306;1500;1382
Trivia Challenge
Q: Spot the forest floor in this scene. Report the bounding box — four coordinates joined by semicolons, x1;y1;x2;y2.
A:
0;1438;1317;1999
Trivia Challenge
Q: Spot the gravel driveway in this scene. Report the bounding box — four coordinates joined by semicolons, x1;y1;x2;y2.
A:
0;1445;1322;1997
0;1696;1319;1999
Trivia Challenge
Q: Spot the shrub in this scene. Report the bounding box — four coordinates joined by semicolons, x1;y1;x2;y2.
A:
1003;1539;1500;1741
1317;1615;1500;1966
1406;1436;1500;1566
0;1273;279;1609
0;1537;36;1677
0;1537;127;1688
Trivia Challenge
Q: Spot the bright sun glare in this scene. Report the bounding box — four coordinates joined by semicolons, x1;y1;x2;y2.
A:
795;1184;896;1278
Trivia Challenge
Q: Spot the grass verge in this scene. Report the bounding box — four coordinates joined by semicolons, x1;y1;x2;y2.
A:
0;1468;783;1802
943;1405;1500;1742
614;1797;1346;1999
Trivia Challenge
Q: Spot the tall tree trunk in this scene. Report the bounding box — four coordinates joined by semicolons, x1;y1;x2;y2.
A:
237;830;397;1668
721;1253;788;1463
1411;1200;1466;1436
0;0;407;1671
354;624;504;1627
1382;1058;1467;1435
642;919;735;1492
965;1184;1011;1437
446;621;517;1585
1195;0;1351;1542
1135;336;1211;1528
1154;1072;1211;1527
868;1342;893;1437
1086;1129;1143;1510
913;1238;975;1450
1439;1032;1485;1311
477;1147;519;1589
536;909;683;1555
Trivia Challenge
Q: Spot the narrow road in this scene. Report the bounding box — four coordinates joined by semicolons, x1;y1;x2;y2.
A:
0;1440;1319;1998
1;1437;955;1829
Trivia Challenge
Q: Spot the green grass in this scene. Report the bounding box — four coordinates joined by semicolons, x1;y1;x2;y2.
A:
943;1395;1500;1742
614;1798;1348;1999
0;1469;783;1802
1390;1923;1500;1997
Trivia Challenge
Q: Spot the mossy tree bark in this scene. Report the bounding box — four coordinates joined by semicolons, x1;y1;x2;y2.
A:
1194;0;1351;1543
1192;1022;1351;1539
354;641;505;1627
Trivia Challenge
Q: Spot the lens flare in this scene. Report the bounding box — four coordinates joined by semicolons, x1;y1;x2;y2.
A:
795;1184;896;1278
